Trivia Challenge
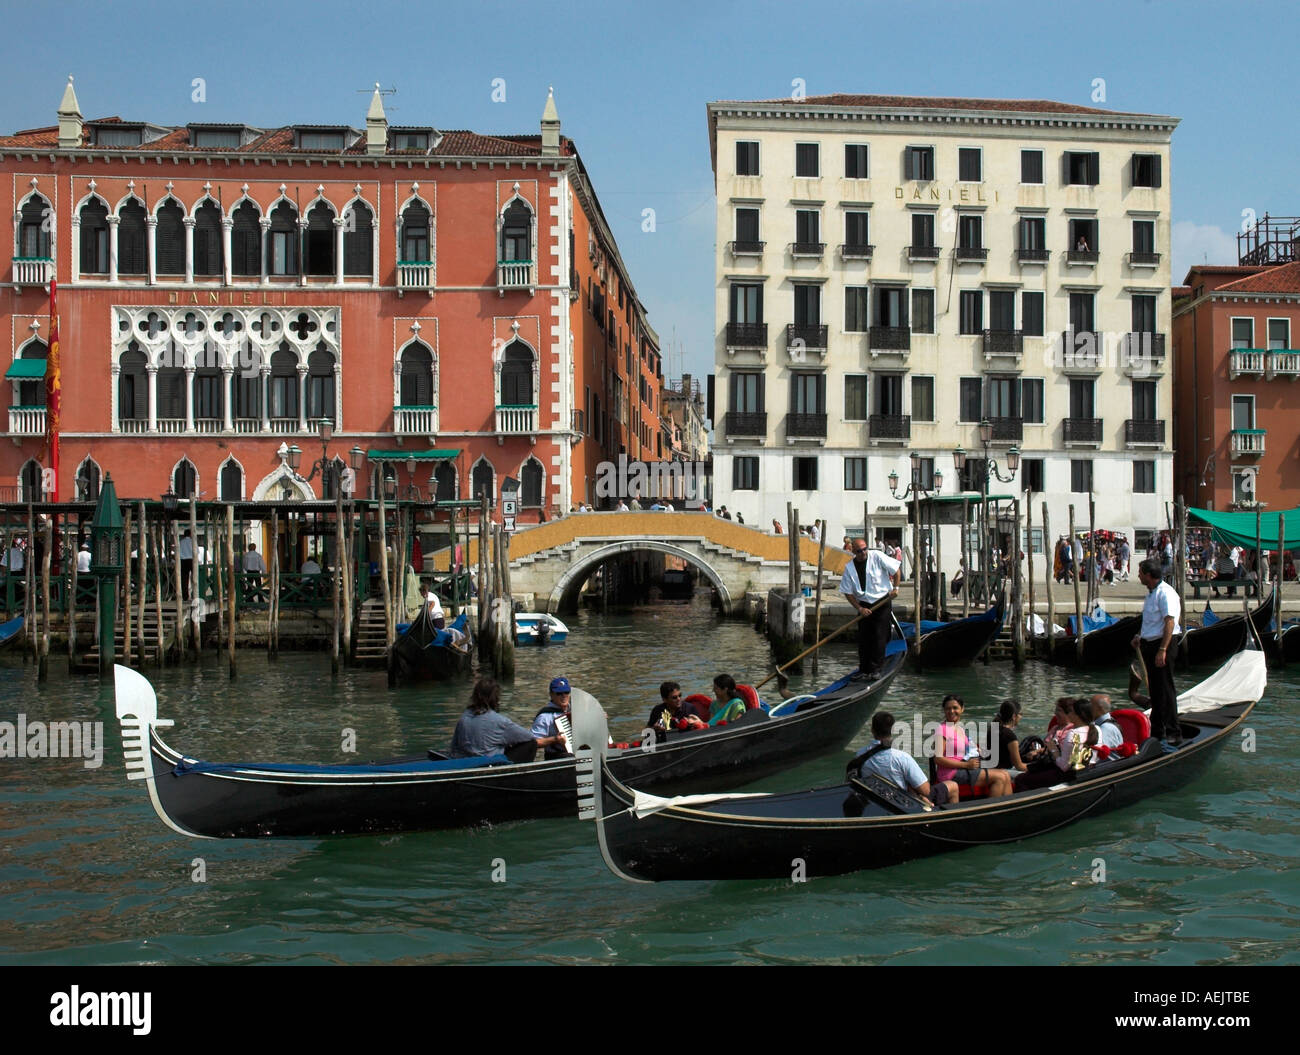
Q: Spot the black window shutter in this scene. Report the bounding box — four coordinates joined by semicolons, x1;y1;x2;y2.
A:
1152;156;1162;188
1088;152;1100;185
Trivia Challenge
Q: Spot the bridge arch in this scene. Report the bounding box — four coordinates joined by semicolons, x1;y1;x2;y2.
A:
549;540;734;616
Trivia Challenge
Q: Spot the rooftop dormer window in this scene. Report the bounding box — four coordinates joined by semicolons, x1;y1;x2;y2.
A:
293;127;354;151
95;127;143;147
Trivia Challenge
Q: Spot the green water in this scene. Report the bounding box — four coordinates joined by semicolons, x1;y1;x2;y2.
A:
1;597;1296;965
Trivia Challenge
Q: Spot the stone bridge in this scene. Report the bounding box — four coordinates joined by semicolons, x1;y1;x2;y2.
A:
503;512;848;615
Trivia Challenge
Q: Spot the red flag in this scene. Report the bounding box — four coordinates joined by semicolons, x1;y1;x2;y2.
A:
46;278;60;502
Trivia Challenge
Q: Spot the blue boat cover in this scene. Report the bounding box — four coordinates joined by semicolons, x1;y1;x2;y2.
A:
1201;605;1219;627
1066;608;1117;635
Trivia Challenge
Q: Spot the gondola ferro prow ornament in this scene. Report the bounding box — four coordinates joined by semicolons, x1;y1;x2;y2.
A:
571;687;609;824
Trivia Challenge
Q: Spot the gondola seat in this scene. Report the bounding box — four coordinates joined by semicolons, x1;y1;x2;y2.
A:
683;694;712;721
1110;708;1150;745
737;684;762;710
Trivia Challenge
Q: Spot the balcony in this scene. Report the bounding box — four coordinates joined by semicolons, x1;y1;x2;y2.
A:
786;324;828;358
1063;417;1102;445
193;418;223;435
839;243;874;260
1062;331;1104;372
398;260;432;291
8;405;45;436
1123;332;1167;373
785;412;827;439
1128;251;1161;268
496;403;538;435
395;404;438;435
156;418;187;434
790;241;825;258
982;329;1024;360
1230;428;1265;458
1066;249;1099;265
1267;350;1300;379
1229;349;1267;378
233;418;261;434
1017;247;1050;263
868;414;911;444
1125;419;1166;447
906;244;940;262
269;417;299;435
497;259;535;292
728;240;765;256
954;246;988;262
12;257;53;286
119;419;150;434
868;326;911;352
723;411;768;438
988;417;1023;443
725;322;768;352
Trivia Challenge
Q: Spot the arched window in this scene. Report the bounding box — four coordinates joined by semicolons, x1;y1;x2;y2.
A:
76;458;101;502
16;339;48;407
399;341;433;406
233;349;262;423
501;200;531;262
219;460;243;502
118;199;147;275
521;458;543;508
500;341;534;405
194;200;223;276
19;460;44;502
343;200;373;276
305;201;334;276
155;199;185;275
267;201;298;276
119;343;147;424
231;201;261;276
269;344;298;419
434;461;457;503
471;459;495;505
173;458;197;499
306;344;335;421
79;198;109;274
18;195;50;258
400;200;430;263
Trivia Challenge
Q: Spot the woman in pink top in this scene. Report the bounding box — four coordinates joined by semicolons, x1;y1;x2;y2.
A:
934;695;1012;798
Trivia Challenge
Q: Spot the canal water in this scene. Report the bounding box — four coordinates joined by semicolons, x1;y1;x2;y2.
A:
1;595;1296;965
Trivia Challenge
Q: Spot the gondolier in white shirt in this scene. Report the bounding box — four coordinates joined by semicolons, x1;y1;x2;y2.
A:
1131;556;1183;745
840;538;900;681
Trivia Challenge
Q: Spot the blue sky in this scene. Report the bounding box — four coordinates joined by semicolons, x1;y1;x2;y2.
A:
4;0;1296;380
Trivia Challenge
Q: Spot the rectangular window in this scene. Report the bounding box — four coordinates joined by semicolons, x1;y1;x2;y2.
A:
1131;154;1162;188
905;146;935;181
1021;149;1044;184
1268;318;1291;350
844;286;870;332
958;214;983;250
1069;218;1098;252
1022;458;1045;492
844;375;868;420
1231;394;1254;430
735;141;759;176
911;212;935;249
874;374;904;415
1069;378;1096;418
958;147;982;182
1132;220;1155;255
1064;151;1100;186
795;209;820;244
959;290;983;334
916;457;935;492
911;289;935;334
1069;292;1096;333
844;457;867;491
1021;378;1044;423
793;457;818;490
729;372;764;413
989;290;1016;331
1230;317;1254;348
733;456;759;490
873;286;908;328
271;231;297;276
1022;291;1044;337
844;211;870;247
735;208;760;243
1071;460;1094;493
1132;380;1157;420
845;144;869;179
959;377;983;421
796;143;820;177
790;372;826;414
793;284;820;326
1133;461;1155;493
1132;294;1157;333
299;131;345;151
1019;216;1046;250
911;376;934;421
729;283;763;324
987;375;1019;418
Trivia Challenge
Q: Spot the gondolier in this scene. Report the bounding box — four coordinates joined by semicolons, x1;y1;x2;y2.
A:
1133;557;1182;744
840;539;900;681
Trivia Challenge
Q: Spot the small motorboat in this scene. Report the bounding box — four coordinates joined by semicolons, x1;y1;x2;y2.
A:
515;612;569;646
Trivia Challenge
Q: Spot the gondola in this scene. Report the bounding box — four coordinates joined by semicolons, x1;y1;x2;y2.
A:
1177;588;1275;667
658;568;696;600
0;615;22;650
390;609;473;681
113;650;903;839
572;649;1266;882
1034;608;1142;668
902;594;1005;669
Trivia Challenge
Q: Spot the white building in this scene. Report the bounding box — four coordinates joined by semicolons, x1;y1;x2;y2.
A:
708;94;1178;567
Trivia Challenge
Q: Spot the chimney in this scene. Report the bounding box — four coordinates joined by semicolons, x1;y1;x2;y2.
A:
541;86;561;157
365;83;387;156
57;75;82;150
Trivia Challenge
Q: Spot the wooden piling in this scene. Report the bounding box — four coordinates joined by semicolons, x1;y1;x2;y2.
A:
189;498;201;654
137;502;148;662
1087;494;1097;610
25;503;34;662
1043;502;1054;661
123;507;133;668
38;515;51;681
813;519;827;661
911;486;922;664
151;524;164;667
269;510;280;660
960;497;970;619
1277;513;1286;658
332;488;343;675
1012;498;1024;668
171;520;184;663
225;506;236;679
1069;504;1084;663
1026;493;1035;651
213;513;224;652
1251;508;1262;621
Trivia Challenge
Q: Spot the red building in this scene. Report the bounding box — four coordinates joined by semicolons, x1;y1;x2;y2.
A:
1173;221;1300;511
0;79;662;518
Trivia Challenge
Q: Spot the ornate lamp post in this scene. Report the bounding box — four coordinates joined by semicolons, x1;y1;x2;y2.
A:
90;473;125;677
889;452;943;637
954;420;1020;603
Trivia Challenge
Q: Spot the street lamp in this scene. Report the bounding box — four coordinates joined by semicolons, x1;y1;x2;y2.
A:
962;421;1021;603
889;453;943;633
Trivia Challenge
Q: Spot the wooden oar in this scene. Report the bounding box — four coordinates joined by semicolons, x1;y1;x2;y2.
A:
757;590;898;693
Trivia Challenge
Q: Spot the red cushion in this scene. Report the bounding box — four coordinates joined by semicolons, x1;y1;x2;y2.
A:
957;783;991;801
1116;743;1138;758
1110;708;1150;745
1093;744;1112;761
683;694;712;720
736;684;762;711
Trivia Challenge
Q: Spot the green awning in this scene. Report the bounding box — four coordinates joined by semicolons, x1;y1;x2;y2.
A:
366;448;460;462
1189;506;1300;549
5;359;47;379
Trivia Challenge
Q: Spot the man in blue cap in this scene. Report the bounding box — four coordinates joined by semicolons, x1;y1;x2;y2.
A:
531;676;573;759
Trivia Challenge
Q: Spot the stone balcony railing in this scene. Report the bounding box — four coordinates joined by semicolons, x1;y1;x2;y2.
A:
395;404;438;435
496;403;538;434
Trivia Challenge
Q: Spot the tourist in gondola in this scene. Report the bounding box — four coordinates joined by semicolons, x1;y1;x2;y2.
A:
449;677;536;759
531;676;574;758
934;694;1011;797
1088;693;1125;749
1132;557;1182;745
840;538;901;681
994;699;1028;773
702;674;747;726
647;681;692;736
848;711;956;809
1047;697;1099;770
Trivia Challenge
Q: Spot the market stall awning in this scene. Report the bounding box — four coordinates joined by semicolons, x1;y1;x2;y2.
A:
1188;506;1300;550
365;448;460;462
5;359;47;379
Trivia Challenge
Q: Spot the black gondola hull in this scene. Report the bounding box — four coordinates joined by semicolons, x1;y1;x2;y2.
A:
1035;614;1142;668
910;600;1004;669
391;609;473;681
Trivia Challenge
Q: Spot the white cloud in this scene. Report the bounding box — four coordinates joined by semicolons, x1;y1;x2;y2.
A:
1172;221;1239;283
